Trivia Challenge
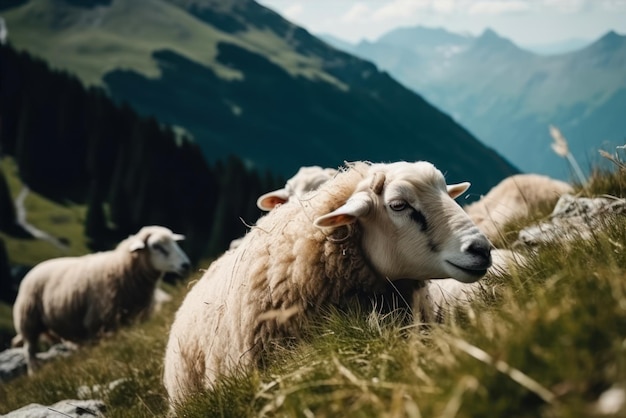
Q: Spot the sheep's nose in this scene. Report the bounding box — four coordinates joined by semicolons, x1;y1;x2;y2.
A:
181;262;191;273
464;238;492;267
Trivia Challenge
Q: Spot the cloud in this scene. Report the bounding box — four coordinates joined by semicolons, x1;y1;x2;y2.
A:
340;3;372;23
282;3;304;20
371;0;431;21
468;1;530;15
541;0;586;13
339;0;537;22
433;0;457;13
599;0;626;11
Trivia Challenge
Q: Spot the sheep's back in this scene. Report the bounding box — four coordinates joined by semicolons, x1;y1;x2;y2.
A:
19;251;136;341
465;174;574;241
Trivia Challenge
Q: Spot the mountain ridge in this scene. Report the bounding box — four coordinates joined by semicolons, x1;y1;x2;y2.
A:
2;0;519;196
324;25;626;180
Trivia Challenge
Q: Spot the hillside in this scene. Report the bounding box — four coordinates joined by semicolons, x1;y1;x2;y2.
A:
328;26;626;180
1;0;518;195
1;165;626;416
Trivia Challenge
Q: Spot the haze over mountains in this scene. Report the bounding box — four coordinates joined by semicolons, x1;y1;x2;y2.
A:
1;0;518;197
322;26;626;181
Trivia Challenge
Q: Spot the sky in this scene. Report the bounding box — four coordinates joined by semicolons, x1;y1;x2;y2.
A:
256;0;626;47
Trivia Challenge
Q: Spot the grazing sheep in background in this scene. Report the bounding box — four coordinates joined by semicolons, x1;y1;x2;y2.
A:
229;166;338;251
163;160;492;407
12;225;190;374
464;174;574;243
256;165;338;211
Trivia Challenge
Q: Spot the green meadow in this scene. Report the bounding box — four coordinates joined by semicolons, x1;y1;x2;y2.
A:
0;164;625;417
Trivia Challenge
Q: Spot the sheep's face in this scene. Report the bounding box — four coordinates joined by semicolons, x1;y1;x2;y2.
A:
129;227;191;277
314;161;492;283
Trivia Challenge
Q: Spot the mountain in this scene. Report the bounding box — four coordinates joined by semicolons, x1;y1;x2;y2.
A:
521;37;591;55
318;33;354;52
325;26;626;181
1;0;518;197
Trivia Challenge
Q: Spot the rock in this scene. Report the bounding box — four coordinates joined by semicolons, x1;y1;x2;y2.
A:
517;194;626;246
77;377;130;399
593;385;626;415
2;399;105;417
0;343;74;383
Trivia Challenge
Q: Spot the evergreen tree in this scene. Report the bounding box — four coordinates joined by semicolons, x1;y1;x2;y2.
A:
206;156;251;256
0;164;17;233
85;179;109;250
0;45;23;156
0;238;15;303
0;44;284;265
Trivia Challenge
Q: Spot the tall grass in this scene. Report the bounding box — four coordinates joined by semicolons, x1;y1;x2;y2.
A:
1;169;626;417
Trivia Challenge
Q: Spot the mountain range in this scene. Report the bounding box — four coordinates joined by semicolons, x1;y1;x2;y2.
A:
322;26;626;181
0;0;518;197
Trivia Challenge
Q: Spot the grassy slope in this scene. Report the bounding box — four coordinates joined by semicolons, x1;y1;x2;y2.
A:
2;0;340;88
0;157;89;266
0;156;90;348
0;166;625;417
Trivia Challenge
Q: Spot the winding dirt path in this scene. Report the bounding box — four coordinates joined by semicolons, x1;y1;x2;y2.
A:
14;186;69;251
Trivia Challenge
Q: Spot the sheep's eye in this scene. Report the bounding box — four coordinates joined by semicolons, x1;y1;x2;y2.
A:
153;244;169;256
389;200;407;212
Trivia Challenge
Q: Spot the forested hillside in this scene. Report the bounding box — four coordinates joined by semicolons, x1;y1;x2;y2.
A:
1;0;519;196
0;44;282;266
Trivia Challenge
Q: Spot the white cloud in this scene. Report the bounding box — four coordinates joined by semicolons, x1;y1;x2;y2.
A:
433;0;457;14
341;3;372;23
282;3;304;20
598;0;626;11
542;0;586;13
468;1;530;15
371;0;431;21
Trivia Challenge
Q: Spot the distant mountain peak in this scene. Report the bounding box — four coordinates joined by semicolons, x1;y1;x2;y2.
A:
377;24;471;49
474;28;525;53
480;28;499;39
476;28;511;44
597;30;624;45
584;29;626;54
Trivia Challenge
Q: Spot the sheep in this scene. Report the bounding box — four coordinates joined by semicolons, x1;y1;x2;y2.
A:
229;166;338;251
12;225;191;374
428;248;528;320
464;174;574;243
163;160;492;407
256;165;338;211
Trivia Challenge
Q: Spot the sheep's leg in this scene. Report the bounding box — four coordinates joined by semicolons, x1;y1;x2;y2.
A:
18;313;45;375
22;334;41;375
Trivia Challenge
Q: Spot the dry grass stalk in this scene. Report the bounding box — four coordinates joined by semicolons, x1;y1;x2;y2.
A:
450;337;556;404
549;125;586;185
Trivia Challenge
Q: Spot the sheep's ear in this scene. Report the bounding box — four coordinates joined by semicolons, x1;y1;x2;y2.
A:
257;189;289;211
172;233;185;241
447;182;471;199
314;194;371;228
128;239;146;252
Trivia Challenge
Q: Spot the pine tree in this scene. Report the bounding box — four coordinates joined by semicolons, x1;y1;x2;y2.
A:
0;164;17;233
0;238;15;303
85;179;109;250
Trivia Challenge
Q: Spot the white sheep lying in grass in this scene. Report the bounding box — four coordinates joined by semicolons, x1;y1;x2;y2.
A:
257;165;338;210
163;161;492;406
12;225;190;374
464;174;574;243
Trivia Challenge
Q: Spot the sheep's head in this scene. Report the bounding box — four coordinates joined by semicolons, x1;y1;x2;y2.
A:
314;161;492;283
128;226;191;277
257;166;338;211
